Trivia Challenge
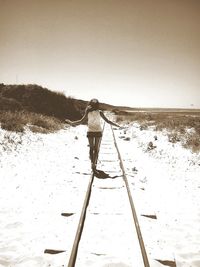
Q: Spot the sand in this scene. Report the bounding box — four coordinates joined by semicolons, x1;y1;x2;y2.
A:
0;122;199;267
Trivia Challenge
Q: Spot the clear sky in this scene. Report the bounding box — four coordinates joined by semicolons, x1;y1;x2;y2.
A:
0;0;199;108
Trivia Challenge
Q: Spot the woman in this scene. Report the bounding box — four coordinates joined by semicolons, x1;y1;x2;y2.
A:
65;98;120;171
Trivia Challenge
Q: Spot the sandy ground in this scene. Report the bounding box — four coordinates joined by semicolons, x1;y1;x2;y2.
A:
0;122;200;267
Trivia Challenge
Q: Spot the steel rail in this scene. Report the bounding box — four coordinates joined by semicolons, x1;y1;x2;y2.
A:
67;124;105;267
111;125;150;267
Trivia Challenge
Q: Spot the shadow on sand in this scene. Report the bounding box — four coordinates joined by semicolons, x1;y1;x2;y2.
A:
94;169;121;179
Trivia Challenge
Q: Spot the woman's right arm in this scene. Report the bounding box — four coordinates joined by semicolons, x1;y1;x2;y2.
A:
65;109;88;126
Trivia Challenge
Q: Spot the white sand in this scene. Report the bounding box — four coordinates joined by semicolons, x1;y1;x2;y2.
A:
0;122;199;267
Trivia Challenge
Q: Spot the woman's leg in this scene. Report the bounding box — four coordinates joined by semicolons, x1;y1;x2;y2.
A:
88;137;95;163
94;137;101;162
88;135;101;171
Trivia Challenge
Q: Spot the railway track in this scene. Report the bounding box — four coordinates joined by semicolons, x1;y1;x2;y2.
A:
66;124;150;267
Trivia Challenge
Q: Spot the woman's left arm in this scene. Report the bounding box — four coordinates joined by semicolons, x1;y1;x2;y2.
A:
100;111;120;127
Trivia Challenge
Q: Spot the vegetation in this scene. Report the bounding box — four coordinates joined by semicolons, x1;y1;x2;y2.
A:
0;83;199;153
0;83;84;133
115;110;200;152
0;111;63;133
0;83;82;119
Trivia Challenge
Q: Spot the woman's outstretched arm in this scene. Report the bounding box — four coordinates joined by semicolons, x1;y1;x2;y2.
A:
100;111;120;127
65;109;88;126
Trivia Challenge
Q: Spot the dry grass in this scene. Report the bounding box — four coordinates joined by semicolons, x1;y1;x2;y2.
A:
0;83;83;120
0;111;63;133
0;83;84;134
0;132;23;152
115;111;200;153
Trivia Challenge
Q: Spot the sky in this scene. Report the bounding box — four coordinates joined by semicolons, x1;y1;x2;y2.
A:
0;0;200;108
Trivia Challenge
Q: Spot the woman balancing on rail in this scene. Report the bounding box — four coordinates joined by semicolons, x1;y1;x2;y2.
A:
65;98;120;172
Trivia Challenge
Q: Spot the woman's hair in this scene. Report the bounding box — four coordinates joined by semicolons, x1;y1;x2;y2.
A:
87;98;99;111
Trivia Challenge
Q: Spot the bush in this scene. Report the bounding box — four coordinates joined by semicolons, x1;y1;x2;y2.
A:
168;133;181;143
0;84;82;120
0;83;87;133
0;111;63;133
1;121;24;132
0;111;26;132
184;134;200;153
115;110;200;152
0;96;22;111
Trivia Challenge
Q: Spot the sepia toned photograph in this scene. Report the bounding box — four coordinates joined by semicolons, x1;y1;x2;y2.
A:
0;1;200;266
